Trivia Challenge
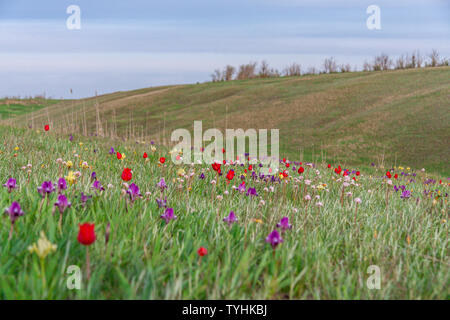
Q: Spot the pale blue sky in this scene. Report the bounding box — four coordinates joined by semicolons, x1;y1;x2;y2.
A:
0;0;449;98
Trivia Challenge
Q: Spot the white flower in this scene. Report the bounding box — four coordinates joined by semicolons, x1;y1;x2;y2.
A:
305;179;311;185
343;182;350;187
145;191;152;197
387;179;393;185
56;158;63;164
316;202;323;207
107;184;114;189
224;190;229;195
346;191;353;197
355;197;362;204
216;195;223;200
210;180;216;185
259;199;266;206
315;195;320;200
293;208;298;213
304;194;311;201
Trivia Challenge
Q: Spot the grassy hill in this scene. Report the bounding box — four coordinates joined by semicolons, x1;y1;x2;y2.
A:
2;67;450;175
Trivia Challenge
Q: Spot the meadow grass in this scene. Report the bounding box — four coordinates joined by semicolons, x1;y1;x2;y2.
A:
0;126;448;299
4;67;450;176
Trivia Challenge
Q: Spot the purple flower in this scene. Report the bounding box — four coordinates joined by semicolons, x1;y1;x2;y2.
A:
57;177;67;193
92;180;105;192
246;187;258;197
156;197;167;208
401;190;411;199
109;147;115;155
266;230;283;249
54;194;71;214
199;173;205;179
393;185;399;192
223;211;237;226
80;192;92;207
69;134;73;142
91;172;97;181
160;207;177;224
238;182;246;193
4;201;25;224
157;178;167;191
127;183;142;202
150;140;155;145
276;217;292;232
3;178;17;193
38;181;55;198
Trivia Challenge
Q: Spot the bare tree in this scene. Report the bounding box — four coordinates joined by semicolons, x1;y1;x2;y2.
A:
236;62;257;80
304;66;317;75
427;49;440;67
258;60;271;78
395;54;406;69
363;61;372;72
323;57;337;73
339;64;351;73
373;53;392;71
224;65;235;81
283;63;301;76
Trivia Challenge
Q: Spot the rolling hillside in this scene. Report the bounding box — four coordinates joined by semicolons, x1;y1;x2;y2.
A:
2;67;450;175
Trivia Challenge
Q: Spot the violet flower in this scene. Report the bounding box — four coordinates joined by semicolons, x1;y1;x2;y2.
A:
238;182;246;193
266;230;283;249
156;197;167;208
160;207;177;224
127;183;142;202
80;192;92;207
37;181;55;198
246;187;258;197
57;177;67;193
109;147;115;155
54;194;71;214
3;178;17;193
223;211;237;226
92;180;105;192
157;178;167;192
276;217;292;232
401;190;411;199
4;201;25;224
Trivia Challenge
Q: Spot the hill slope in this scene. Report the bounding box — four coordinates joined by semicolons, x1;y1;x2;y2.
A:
3;67;450;175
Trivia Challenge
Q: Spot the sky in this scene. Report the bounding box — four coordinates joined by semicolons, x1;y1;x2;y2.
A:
0;0;449;98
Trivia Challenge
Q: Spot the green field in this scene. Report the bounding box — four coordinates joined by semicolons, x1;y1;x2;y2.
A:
3;67;449;175
0;126;448;299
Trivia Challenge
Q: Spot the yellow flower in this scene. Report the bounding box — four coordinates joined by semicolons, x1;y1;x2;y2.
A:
14;146;19;151
66;160;73;169
28;231;57;259
406;167;410;171
79;142;83;147
151;146;156;152
252;219;263;224
177;168;185;177
66;171;76;185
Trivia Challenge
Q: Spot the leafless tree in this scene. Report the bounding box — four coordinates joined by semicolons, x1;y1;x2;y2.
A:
395;54;406;69
323;57;337;73
363;61;372;72
236;62;257;80
339;64;351;73
224;65;235;81
372;54;392;71
283;63;301;76
427;49;440;67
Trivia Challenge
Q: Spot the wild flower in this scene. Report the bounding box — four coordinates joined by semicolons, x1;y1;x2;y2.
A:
38;181;55;198
28;231;57;260
54;194;71;214
276;217;292;232
57;177;67;193
127;183;142;202
266;230;283;249
223;211;237;226
160;207;177;224
3;178;17;193
92;180;105;192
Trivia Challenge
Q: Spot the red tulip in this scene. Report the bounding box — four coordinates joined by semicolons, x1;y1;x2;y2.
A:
285;163;290;168
77;223;96;246
121;168;132;181
212;163;221;172
356;171;360;176
44;124;50;131
282;158;286;163
248;165;253;171
226;170;235;181
394;173;398;179
386;171;392;179
116;152;122;160
335;166;342;175
143;152;148;159
298;166;304;174
197;247;207;257
327;164;331;168
159;157;166;164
